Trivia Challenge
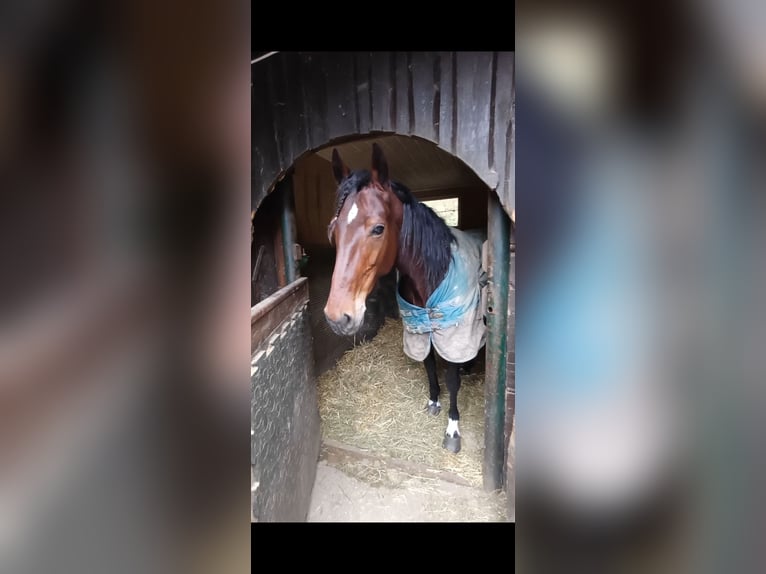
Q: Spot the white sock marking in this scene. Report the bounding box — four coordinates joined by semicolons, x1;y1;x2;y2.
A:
446;418;460;437
347;202;358;224
428;400;441;407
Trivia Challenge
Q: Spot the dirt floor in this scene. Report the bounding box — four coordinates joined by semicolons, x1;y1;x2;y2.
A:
308;449;508;522
310;319;510;522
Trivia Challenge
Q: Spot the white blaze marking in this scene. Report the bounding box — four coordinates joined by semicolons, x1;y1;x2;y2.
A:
446;418;460;437
347;202;358;224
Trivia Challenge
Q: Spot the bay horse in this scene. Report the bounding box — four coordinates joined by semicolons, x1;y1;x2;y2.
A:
324;143;487;453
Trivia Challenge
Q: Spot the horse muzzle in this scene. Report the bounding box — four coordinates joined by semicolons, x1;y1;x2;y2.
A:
323;305;365;336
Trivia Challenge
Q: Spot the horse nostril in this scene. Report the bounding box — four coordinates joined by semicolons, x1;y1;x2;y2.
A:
342;313;352;325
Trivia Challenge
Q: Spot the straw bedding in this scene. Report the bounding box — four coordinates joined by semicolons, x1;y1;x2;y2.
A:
317;318;490;489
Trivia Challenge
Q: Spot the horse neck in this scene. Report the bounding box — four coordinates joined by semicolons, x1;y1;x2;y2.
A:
392;198;449;308
395;249;432;308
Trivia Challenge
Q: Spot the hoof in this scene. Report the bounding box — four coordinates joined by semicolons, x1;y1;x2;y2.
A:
425;402;441;416
442;434;461;453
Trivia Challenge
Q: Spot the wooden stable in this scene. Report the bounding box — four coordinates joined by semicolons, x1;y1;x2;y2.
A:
252;52;514;218
251;51;514;522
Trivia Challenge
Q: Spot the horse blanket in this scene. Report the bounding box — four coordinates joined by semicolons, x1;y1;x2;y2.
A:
396;228;488;363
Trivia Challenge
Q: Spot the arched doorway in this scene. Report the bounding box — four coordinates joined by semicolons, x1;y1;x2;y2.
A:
252;133;513;520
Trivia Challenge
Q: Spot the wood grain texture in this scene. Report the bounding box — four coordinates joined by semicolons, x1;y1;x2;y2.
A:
250;277;309;351
410;51;437;143
369;51;394;132
455;51;494;181
354;52;373;135
252;52;514;219
322;52;357;141
301;52;328;150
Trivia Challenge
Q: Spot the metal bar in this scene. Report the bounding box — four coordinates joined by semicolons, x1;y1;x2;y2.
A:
507;249;516;433
507;217;516;471
280;174;298;284
505;249;516;509
252;245;265;283
274;224;286;287
483;191;511;491
251;245;265;304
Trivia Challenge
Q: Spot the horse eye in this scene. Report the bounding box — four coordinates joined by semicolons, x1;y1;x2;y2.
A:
371;224;385;236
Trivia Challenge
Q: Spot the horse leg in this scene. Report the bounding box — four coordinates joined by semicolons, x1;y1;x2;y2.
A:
423;347;441;415
459;357;476;375
442;360;462;453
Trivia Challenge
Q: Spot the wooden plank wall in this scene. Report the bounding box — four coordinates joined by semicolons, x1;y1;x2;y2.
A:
252;52;514;219
293;154;337;249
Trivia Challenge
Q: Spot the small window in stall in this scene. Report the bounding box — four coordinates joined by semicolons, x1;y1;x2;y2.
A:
422;197;459;227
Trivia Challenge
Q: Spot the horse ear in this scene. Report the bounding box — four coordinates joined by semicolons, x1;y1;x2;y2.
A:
331;149;350;184
371;143;389;185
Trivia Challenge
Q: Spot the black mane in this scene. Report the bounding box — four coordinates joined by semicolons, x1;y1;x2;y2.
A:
334;170;455;294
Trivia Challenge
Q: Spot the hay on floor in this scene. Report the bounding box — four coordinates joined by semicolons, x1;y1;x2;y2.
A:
317;318;488;489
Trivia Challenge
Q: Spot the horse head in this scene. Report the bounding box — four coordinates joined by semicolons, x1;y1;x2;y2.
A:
324;144;403;336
